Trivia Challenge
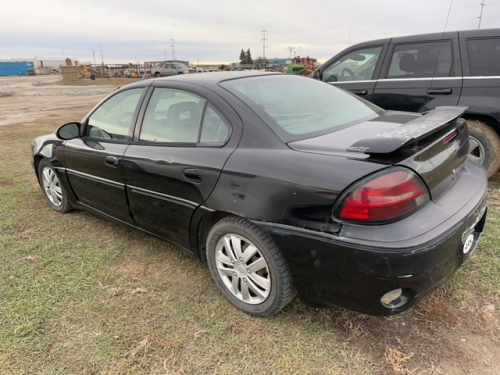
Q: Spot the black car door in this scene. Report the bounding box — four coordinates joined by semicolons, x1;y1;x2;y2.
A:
63;87;147;224
122;82;242;251
320;43;388;102
373;33;463;112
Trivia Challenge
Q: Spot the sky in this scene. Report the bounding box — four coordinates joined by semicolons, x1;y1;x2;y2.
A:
1;0;499;65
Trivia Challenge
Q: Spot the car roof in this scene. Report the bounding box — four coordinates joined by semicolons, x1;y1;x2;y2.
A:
151;71;280;88
347;27;500;49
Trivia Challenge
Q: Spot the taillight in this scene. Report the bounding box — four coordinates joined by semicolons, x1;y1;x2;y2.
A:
333;168;430;223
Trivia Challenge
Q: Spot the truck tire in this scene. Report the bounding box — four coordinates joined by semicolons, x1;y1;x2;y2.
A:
154;72;161;78
467;120;500;178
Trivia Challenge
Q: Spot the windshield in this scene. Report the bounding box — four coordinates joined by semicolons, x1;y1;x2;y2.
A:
174;63;188;69
220;75;384;142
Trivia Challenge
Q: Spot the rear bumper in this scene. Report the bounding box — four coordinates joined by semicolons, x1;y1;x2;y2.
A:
255;161;488;316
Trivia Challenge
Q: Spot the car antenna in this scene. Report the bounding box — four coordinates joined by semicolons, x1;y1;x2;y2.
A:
428;0;454;95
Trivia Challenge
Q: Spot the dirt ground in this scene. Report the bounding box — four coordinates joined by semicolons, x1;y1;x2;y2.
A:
1;75;500;374
0;75;138;126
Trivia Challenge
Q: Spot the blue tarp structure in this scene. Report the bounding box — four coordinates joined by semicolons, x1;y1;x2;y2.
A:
0;62;35;76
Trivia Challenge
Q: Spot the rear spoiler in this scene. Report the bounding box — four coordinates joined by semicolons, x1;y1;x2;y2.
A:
347;106;468;154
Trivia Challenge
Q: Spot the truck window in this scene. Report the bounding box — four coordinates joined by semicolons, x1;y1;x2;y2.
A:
386;41;453;79
467;38;500;76
322;46;382;83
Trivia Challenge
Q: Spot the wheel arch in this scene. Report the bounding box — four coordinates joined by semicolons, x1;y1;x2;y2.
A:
33;154;45;185
463;113;500;134
194;210;235;263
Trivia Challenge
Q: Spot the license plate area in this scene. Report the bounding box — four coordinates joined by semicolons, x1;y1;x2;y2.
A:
462;205;487;264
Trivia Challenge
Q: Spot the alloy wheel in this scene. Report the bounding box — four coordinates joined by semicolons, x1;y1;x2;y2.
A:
468;135;486;165
215;234;271;304
41;166;63;207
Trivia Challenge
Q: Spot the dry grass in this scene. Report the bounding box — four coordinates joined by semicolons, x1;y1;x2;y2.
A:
1;76;500;374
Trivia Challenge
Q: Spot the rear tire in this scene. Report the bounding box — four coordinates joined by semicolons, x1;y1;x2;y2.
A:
467;120;500;178
38;159;73;213
206;216;295;317
154;72;161;78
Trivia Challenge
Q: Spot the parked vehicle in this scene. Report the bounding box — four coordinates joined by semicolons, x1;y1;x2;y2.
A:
312;28;500;177
286;65;305;75
31;72;487;317
152;62;195;77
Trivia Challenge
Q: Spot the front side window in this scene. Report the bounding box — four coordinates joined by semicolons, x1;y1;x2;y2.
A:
322;46;382;83
222;75;383;142
467;38;500;76
387;41;453;79
86;88;144;141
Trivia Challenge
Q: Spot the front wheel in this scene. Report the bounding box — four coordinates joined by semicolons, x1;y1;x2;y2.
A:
154;72;161;78
467;120;500;178
38;159;73;213
206;216;295;317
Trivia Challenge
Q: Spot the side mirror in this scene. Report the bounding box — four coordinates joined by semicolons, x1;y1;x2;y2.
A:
311;69;321;80
56;122;81;140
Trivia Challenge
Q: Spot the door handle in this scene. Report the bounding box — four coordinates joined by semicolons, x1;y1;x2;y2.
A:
426;88;453;95
183;168;202;183
104;155;119;168
352;90;368;96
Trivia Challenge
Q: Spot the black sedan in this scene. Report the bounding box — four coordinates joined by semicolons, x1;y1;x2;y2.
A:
31;72;488;317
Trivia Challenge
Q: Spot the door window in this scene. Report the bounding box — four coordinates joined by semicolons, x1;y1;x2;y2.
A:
467;38;500;76
200;104;230;143
86;88;144;141
322;46;382;83
387;41;453;79
140;88;231;144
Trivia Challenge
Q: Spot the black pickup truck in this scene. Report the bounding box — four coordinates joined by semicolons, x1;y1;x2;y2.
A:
312;28;500;177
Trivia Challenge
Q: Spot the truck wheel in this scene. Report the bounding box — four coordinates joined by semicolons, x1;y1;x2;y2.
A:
467;120;500;178
154;72;161;78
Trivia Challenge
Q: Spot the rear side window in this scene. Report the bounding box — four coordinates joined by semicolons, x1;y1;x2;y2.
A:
140;89;204;143
139;88;230;145
387;41;453;79
467;38;500;76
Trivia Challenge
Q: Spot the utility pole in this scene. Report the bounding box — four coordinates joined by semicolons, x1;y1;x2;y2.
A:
261;27;269;69
478;1;486;29
169;37;176;61
100;45;107;80
287;46;294;59
92;50;96;65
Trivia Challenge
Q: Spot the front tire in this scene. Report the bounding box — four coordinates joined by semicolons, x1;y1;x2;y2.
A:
154;72;161;78
467;120;500;178
38;159;72;213
206;216;295;317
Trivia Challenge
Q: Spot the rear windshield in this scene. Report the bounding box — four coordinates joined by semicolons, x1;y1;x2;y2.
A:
220;75;384;142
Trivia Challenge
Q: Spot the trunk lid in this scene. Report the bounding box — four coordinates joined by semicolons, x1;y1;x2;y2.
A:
288;107;470;200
